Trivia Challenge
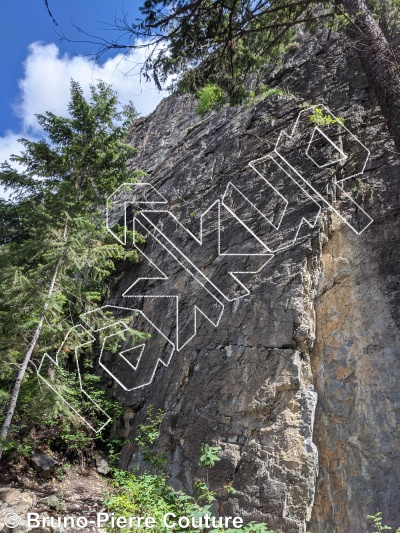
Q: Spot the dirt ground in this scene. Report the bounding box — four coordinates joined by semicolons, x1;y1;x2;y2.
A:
0;458;111;532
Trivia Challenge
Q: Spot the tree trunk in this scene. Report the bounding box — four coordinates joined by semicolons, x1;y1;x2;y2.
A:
0;221;68;460
341;0;400;150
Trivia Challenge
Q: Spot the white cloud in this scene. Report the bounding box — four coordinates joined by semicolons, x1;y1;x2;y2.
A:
0;132;22;198
0;131;25;166
0;41;167;198
17;41;165;131
0;131;40;199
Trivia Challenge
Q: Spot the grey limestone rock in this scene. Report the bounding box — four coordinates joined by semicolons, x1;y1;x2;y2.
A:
104;29;400;533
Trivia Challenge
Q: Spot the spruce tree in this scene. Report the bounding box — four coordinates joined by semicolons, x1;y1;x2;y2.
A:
0;80;140;459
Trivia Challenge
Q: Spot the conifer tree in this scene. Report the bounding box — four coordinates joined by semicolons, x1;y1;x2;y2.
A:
81;0;400;149
0;80;140;459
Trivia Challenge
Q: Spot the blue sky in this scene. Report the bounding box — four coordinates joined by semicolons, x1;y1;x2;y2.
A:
0;0;166;195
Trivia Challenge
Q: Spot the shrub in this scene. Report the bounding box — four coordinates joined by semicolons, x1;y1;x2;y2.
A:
104;407;277;532
258;86;285;98
196;85;224;117
309;106;344;126
367;512;400;533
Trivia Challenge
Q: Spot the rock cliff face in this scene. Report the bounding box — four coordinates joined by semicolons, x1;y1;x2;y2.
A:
106;30;400;532
310;216;400;533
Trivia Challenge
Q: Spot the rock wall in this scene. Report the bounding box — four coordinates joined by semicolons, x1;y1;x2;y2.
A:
310;213;400;532
106;29;400;533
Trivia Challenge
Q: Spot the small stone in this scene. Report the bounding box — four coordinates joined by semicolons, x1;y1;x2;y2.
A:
95;456;110;476
30;454;57;479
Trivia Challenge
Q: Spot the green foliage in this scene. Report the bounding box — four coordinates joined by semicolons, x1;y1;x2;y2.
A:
0;436;34;458
104;406;215;532
135;405;167;472
55;463;70;481
224;481;237;495
259;87;285;98
309;106;344;127
0;79;142;458
196;85;224;117
104;465;277;532
104;411;277;532
99;0;338;105
2;364;124;462
199;443;221;469
368;512;400;532
74;0;400;109
195;81;285;114
368;0;400;37
104;470;178;532
235;523;276;533
245;85;286;107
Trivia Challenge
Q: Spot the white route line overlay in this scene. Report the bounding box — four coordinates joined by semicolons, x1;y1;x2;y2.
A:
38;307;175;431
134;201;273;302
122;222;225;352
273;103;372;235
36;104;373;430
248;154;322;252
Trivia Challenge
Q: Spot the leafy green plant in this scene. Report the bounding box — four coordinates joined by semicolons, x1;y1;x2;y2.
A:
196;85;224;117
224;481;237;495
135;405;167;472
259;87;285;99
0;438;33;458
55;463;70;481
106;437;126;468
104;411;277;532
245;85;287;108
309;106;344;127
199;443;221;488
104;470;181;532
194;479;217;504
199;443;221;469
368;512;400;532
